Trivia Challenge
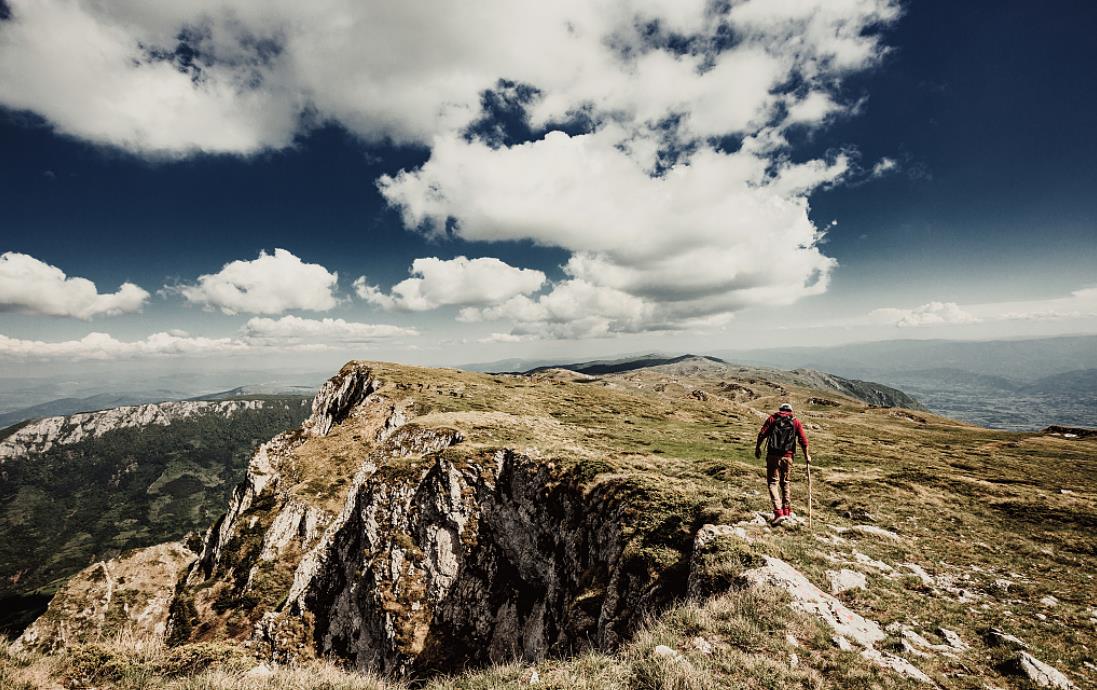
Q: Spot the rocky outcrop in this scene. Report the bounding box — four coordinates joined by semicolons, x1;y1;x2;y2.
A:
15;541;196;652
0;399;285;461
162;362;694;678
1013;651;1075;689
304;366;378;438
264;448;671;676
789;369;925;410
690;523;934;685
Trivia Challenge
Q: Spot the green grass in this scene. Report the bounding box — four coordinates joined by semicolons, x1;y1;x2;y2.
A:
7;361;1096;688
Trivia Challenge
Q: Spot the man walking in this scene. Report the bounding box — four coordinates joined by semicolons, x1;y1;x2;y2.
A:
755;403;811;522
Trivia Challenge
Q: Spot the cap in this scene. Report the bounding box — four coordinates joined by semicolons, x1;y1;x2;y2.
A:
779;403;793;412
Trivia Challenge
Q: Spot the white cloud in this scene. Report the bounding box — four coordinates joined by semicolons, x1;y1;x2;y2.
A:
870;288;1097;329
178;249;338;315
992;287;1097;322
870;301;980;327
785;91;842;125
1;0;899;338
0;0;897;153
0;331;249;360
871;157;899;177
383;131;842;338
356;256;545;311
0;1;299;155
0;251;149;319
241;315;416;343
0;315;416;361
476;332;534;344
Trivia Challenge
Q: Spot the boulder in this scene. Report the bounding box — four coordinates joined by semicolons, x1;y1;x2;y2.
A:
1013;652;1074;689
744;557;885;648
986;628;1028;650
835;525;902;541
827;569;868;594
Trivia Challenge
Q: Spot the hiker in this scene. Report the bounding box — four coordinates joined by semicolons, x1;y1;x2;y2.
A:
755;403;811;521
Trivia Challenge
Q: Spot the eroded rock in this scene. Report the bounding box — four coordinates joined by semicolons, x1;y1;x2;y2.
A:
827;569;867;594
1012;651;1074;689
15;541;196;652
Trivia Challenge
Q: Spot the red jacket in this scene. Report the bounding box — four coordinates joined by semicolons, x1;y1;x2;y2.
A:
757;411;809;459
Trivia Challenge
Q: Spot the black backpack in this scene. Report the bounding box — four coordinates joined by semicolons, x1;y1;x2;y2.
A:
767;415;797;454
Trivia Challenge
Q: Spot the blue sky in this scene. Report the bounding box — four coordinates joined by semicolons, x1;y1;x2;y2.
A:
1;0;1095;384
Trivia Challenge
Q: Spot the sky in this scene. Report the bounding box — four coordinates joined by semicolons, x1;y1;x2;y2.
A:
1;0;1096;391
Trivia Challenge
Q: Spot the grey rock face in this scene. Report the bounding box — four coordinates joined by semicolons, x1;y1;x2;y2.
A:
171;362;684;678
0;399;272;461
272;448;669;676
305;365;378;437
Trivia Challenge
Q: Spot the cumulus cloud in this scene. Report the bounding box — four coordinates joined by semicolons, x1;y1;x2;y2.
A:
1;0;900;337
785;91;843;125
177;249;338;315
0;251;149;319
870;301;980;327
241;315;416;343
0;1;299;155
356;256;545;311
0;0;897;155
384;132;844;338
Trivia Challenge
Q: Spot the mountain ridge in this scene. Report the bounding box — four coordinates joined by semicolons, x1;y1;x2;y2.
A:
7;358;1093;689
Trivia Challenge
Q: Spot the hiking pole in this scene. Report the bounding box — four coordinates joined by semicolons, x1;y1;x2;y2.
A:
807;459;813;531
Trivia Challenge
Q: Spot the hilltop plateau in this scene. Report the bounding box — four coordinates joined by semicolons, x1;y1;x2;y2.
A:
2;357;1094;690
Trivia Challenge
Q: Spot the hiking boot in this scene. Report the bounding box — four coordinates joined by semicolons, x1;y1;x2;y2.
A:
773;509;783;522
782;507;791;517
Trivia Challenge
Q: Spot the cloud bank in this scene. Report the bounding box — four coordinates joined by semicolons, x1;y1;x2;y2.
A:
241;315;416;343
870;288;1097;328
0;252;149;319
870;301;980;328
0;315;416;361
0;331;248;360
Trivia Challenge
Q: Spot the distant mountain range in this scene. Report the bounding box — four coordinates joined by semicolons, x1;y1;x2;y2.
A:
709;335;1097;431
521;353;924;410
709;334;1097;380
0;383;319;430
456;335;1097;431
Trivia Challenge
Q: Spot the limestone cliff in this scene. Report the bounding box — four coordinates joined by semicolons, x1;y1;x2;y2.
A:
0;399;282;461
169;363;691;677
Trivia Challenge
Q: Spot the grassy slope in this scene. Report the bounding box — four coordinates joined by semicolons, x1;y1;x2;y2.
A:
3;361;1095;689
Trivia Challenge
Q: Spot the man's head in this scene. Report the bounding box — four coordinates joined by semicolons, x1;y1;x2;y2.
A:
779;403;793;412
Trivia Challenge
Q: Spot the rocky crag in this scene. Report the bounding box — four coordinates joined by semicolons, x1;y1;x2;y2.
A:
0;399;285;461
169;363;691;677
13;359;1096;689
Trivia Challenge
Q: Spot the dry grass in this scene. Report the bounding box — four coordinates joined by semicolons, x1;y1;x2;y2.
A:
8;359;1096;688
